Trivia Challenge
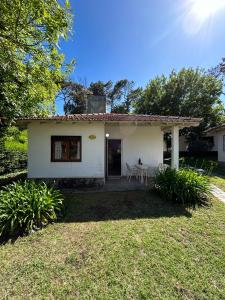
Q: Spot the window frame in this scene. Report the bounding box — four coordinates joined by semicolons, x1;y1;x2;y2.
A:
51;136;82;162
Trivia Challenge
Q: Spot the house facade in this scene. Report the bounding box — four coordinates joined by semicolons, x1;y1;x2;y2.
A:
205;124;225;162
18;113;201;183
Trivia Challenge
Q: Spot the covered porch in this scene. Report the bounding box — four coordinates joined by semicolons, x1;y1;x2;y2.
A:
105;122;198;183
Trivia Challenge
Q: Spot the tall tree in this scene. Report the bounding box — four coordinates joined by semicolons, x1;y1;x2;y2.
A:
134;68;224;132
61;80;113;114
62;82;89;114
209;58;225;92
89;80;113;97
0;0;73;126
110;80;142;113
60;79;142;114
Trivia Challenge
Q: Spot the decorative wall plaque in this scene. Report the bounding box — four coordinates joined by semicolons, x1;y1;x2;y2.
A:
89;134;96;140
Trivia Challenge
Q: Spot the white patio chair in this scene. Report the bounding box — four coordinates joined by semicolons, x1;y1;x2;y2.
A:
158;163;170;172
126;163;139;182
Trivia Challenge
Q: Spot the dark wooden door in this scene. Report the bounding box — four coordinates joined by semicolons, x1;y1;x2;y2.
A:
108;139;121;176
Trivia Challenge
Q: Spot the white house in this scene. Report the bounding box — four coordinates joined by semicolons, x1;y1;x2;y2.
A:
204;124;225;162
18;113;200;184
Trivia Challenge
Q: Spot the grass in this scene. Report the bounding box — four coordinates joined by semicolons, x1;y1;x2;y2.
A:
208;163;225;192
0;191;225;299
209;176;225;192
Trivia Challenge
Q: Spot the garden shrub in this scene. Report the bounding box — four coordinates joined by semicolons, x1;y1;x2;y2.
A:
4;127;28;153
180;157;218;175
0;148;27;175
0;170;27;187
154;168;210;208
0;127;27;175
0;180;63;238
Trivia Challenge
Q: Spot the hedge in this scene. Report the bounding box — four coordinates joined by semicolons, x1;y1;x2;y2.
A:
0;170;27;187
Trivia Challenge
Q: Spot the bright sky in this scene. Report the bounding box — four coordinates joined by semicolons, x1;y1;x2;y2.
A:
57;0;225;113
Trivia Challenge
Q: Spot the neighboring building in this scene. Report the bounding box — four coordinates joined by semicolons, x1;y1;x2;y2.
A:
204;124;225;162
164;133;218;154
17;113;200;184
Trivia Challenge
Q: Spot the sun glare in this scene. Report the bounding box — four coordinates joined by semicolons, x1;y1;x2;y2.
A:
182;0;225;35
191;0;225;21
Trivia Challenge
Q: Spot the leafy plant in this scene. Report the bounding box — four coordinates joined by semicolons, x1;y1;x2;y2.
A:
180;157;218;175
0;180;63;237
0;0;74;125
4;127;28;153
0;170;27;187
0;148;27;175
154;168;210;208
0;127;28;175
134;68;224;134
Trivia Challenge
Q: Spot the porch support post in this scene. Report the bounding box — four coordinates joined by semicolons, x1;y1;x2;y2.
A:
171;126;179;169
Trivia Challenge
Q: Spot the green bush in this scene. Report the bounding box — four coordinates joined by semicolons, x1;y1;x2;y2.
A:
0;170;27;187
4;127;28;153
154;168;210;208
0;180;63;237
0;127;28;175
180;157;218;175
0;148;27;175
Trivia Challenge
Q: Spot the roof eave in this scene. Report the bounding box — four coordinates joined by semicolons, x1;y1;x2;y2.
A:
16;119;201;128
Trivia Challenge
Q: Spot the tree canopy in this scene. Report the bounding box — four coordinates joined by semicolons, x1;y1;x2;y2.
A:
134;68;224;131
62;82;89;114
209;57;225;91
89;80;113;97
110;80;142;113
61;79;142;114
0;0;73;125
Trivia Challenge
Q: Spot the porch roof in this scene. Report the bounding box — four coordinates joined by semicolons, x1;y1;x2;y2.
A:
204;123;225;134
17;113;201;127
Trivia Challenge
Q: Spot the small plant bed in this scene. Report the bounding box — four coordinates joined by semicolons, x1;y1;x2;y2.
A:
0;180;63;239
0;191;224;299
154;168;211;208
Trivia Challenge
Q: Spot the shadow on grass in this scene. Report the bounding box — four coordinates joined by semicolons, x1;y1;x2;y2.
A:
62;190;192;223
0;235;20;245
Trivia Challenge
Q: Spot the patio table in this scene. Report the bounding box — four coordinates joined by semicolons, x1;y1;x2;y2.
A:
136;164;149;184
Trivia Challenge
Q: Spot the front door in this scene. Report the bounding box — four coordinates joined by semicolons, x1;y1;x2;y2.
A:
107;139;121;176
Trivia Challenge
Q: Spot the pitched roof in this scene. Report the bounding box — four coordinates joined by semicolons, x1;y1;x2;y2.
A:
17;113;201;124
204;123;225;134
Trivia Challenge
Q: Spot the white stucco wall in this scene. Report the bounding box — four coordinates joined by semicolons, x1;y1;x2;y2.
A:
28;121;105;178
105;125;163;175
211;133;218;151
216;131;225;162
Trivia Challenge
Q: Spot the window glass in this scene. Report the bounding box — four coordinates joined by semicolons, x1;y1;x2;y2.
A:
69;140;81;160
51;136;81;162
54;141;62;160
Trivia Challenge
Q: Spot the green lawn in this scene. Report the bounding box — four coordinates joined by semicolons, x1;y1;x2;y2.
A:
0;191;225;299
209;161;225;192
210;176;225;192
